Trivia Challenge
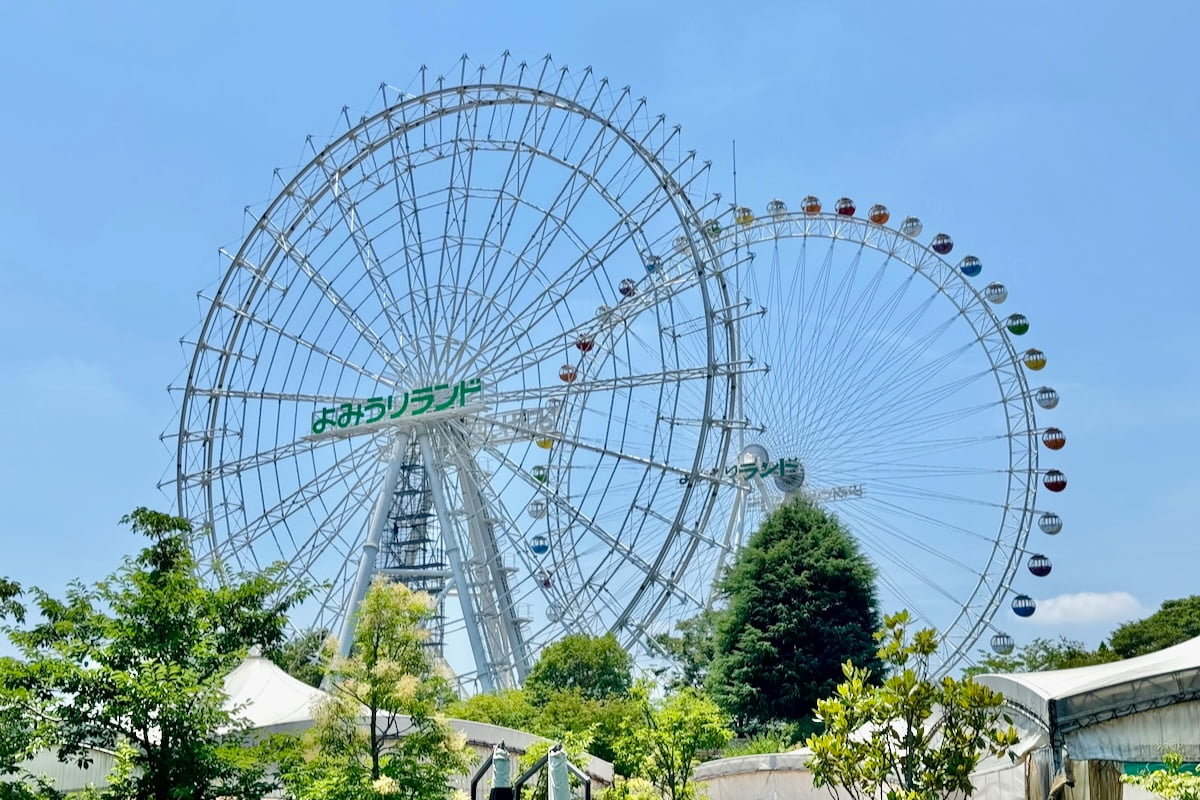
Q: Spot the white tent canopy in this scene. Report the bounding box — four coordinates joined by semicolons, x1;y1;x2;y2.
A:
976;635;1200;761
219;654;614;783
221;653;331;735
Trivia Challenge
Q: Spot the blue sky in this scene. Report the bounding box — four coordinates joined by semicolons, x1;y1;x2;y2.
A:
0;0;1196;655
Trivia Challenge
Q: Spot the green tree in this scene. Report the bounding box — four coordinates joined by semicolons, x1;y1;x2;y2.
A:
524;633;633;704
0;508;308;800
267;628;330;688
447;688;537;732
964;636;1119;677
599;777;660;800
654;609;723;690
706;499;881;733
450;684;642;774
533;688;643;776
1110;596;1200;658
449;634;644;775
281;578;470;800
620;686;733;800
806;611;1020;800
1122;752;1200;800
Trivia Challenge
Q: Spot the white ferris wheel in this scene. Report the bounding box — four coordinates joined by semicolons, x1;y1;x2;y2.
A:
166;55;1067;689
167;54;749;691
706;198;1066;674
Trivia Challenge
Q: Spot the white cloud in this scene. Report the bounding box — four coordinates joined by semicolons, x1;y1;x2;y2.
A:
1033;591;1146;625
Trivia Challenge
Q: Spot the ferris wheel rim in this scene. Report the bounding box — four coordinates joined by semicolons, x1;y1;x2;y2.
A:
169;57;743;688
708;206;1043;675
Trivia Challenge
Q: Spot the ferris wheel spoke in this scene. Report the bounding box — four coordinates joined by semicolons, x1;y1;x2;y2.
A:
384;104;439;375
479;266;713;386
278;460;379;574
799;245;865;379
483;406;722;488
800;294;944;442
848;504;986;575
834;433;999;468
261;222;406;377
872;568;931;628
178;427;352;486
866;479;1009;509
272;464;381;600
185;387;361;408
853;523;966;608
315;143;417;381
430;97;492;367
799;324;971;458
483;364;734;411
862;495;1000;548
817;414;998;472
469;86;602;305
212;435;383;562
785;248;892;406
831;388;997;458
793;275;926;446
478;441;704;609
819;391;993;454
802;370;993;469
835;328;972;427
477;139;695;358
206;294;391;387
786;246;912;372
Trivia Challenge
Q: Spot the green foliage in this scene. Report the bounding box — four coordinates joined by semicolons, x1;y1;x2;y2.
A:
806;611;1020;800
450;684;641;775
448;688;537;732
654;609;723;690
525;633;633;704
1122;752;1200;800
281;578;470;800
0;772;63;800
720;731;793;758
267;628;330;688
620;685;733;800
449;634;645;774
0;507;309;800
599;776;660;800
1110;596;1200;658
0;579;23;624
707;499;881;733
534;688;642;775
964;636;1119;677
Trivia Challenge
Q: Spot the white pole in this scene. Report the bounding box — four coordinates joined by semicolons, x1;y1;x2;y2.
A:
547;746;570;800
336;431;411;658
417;430;495;692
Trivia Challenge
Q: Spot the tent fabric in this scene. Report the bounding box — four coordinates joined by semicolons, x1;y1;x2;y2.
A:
221;654;330;734
1066;702;1200;761
975;635;1200;760
692;728;1045;800
218;655;614;782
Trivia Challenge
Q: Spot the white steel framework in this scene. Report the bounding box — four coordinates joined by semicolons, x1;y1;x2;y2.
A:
167;54;750;690
706;203;1063;675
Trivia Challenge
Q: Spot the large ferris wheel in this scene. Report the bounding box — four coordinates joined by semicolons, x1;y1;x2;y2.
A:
167;54;1065;688
168;54;747;691
703;199;1065;675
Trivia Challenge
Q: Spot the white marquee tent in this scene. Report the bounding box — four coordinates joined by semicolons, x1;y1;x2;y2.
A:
221;653;614;784
976;634;1200;762
221;652;331;735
